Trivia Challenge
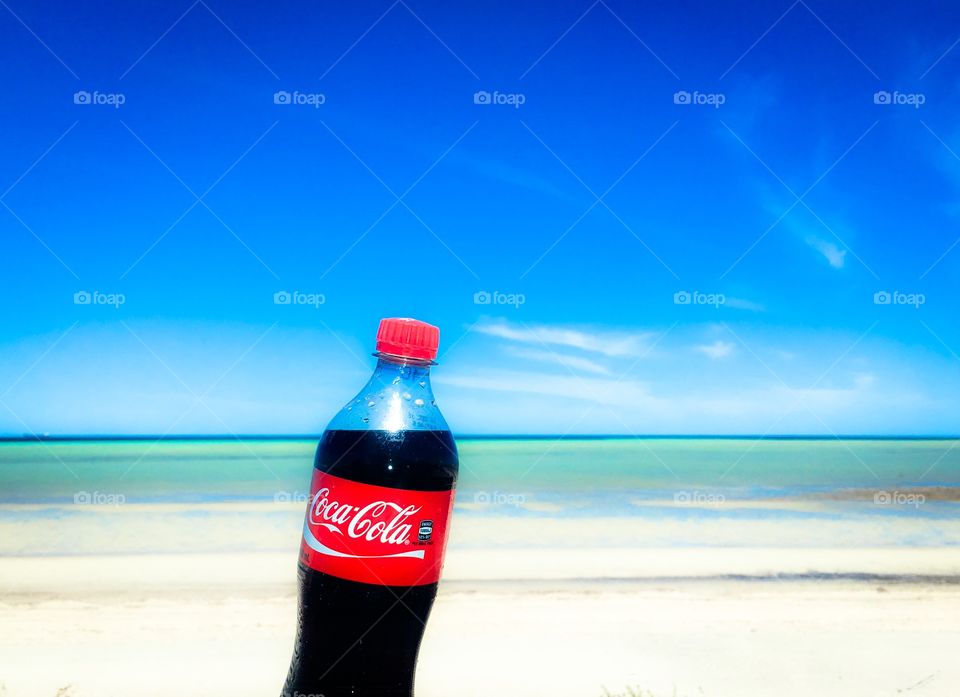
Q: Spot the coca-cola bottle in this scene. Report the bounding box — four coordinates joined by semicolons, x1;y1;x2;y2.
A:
281;317;459;697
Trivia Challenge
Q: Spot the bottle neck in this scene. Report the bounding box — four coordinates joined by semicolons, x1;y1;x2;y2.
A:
322;354;448;433
369;355;434;387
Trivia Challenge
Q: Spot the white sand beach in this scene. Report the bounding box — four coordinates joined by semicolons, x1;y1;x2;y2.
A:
3;495;960;697
2;544;960;697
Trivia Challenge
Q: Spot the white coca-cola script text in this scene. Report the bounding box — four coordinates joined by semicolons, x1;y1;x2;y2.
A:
309;487;420;545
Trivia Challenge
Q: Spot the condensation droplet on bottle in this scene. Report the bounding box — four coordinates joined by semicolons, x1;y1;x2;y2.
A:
361;417;369;423
414;398;424;406
367;401;376;407
402;392;411;400
392;376;401;385
418;381;426;389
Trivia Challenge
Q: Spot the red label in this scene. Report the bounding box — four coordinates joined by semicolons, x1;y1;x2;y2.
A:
300;470;455;586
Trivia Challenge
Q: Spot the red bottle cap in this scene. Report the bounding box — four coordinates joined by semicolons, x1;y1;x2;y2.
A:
376;318;440;362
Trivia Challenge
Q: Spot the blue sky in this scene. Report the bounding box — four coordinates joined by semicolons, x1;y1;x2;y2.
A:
1;0;958;435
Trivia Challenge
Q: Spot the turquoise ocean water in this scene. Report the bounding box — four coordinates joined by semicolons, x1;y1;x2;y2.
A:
1;437;958;503
1;438;958;554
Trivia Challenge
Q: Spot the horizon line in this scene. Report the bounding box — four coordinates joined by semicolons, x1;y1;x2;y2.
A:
1;434;958;442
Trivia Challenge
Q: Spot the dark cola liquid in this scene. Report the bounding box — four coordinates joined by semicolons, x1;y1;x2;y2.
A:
282;429;458;697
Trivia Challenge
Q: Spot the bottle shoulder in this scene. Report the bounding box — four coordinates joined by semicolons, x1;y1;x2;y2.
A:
316;429;458;490
325;360;451;433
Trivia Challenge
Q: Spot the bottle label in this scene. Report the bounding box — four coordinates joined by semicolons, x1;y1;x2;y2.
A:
299;469;455;586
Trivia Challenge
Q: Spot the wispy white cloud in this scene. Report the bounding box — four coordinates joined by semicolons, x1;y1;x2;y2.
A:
474;319;653;358
757;192;851;271
506;346;611;375
436;366;908;432
806;235;847;269
439;322;953;434
696;340;735;359
437;369;651;406
725;296;765;312
454;154;567;199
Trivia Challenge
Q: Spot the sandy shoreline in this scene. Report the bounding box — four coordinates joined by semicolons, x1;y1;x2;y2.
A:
5;502;960;557
2;549;960;697
3;499;959;696
2;578;959;697
5;547;960;595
